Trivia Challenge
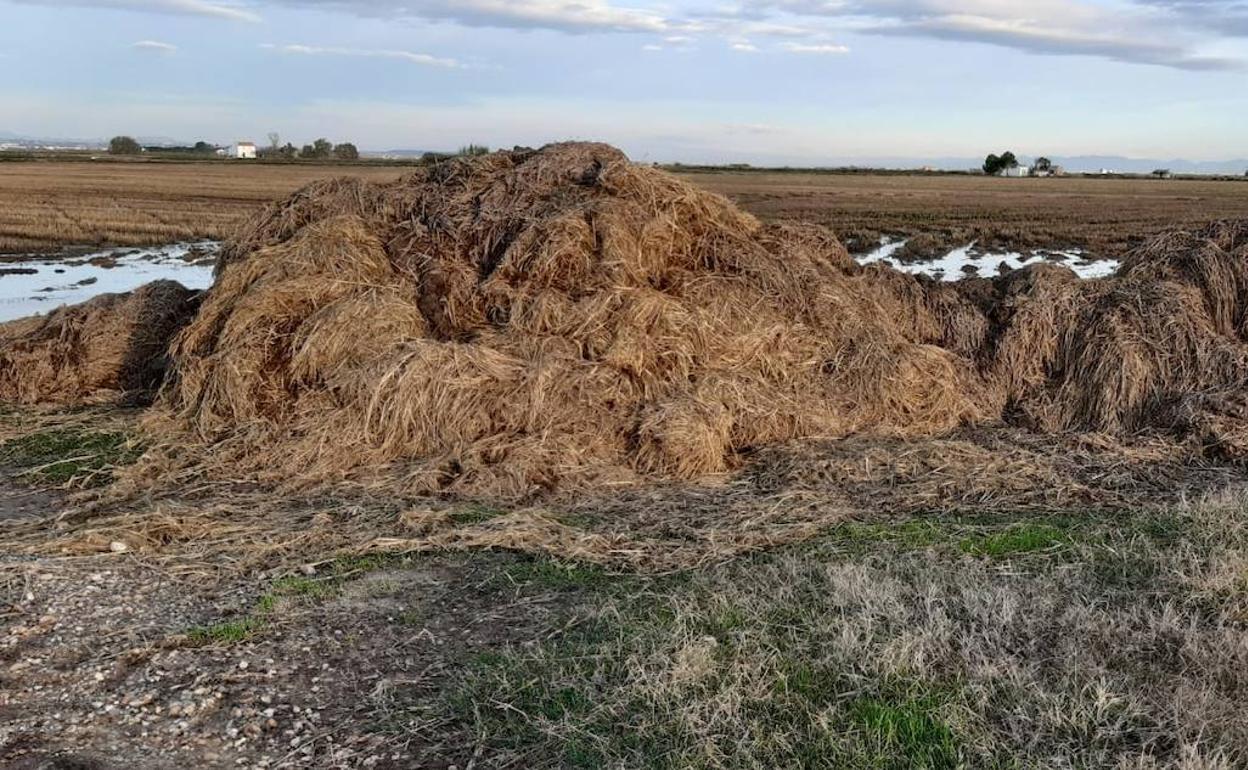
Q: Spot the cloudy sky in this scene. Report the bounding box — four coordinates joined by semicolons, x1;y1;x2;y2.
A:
2;0;1246;163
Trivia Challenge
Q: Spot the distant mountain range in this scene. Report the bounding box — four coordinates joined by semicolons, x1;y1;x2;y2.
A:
0;131;183;148
0;131;103;149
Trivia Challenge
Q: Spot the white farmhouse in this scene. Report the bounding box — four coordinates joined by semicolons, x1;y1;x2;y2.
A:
1002;165;1031;178
234;141;257;159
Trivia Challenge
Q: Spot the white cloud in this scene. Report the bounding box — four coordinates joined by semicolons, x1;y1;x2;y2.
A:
868;10;1237;70
781;42;849;54
132;39;178;53
13;0;260;22
732;41;760;52
265;0;671;33
263;44;462;68
738;0;1245;70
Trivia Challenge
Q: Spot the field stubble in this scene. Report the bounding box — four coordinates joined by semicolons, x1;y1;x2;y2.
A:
685;170;1248;258
0;161;405;253
3;160;1247;257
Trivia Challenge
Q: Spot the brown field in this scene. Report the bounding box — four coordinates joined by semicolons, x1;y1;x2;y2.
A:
2;159;1246;256
0;160;406;253
685;170;1248;257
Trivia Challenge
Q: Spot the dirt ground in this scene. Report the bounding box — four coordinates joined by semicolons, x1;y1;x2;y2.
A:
3;409;1248;768
0;161;406;253
1;543;573;769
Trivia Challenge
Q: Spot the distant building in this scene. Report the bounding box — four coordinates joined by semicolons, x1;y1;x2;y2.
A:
1002;165;1030;178
234;142;257;160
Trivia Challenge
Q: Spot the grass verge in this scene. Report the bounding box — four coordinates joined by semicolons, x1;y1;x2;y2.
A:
433;503;1248;768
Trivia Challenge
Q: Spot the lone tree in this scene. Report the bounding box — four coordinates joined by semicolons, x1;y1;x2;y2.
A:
1034;157;1053;173
192;141;215;155
983;151;1020;175
333;142;360;160
1153;169;1172;179
108;136;141;155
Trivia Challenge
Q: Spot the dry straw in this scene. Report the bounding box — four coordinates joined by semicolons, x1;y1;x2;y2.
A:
138;142;993;500
4;143;1248;502
0;280;200;406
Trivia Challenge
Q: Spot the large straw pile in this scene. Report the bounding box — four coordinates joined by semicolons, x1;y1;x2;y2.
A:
6;143;1247;500
0;281;200;406
152;143;993;497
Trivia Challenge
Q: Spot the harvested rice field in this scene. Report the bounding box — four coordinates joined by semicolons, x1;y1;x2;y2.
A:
686;169;1248;260
4;145;1248;769
0;161;405;253
3;159;1246;258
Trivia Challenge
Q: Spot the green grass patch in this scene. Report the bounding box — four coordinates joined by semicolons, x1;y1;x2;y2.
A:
501;557;612;591
449;503;508;526
850;692;961;769
775;660;844;706
270;575;340;601
396;608;423;627
823;519;954;552
185;617;262;646
185;554;411;646
959;523;1070;557
0;428;141;486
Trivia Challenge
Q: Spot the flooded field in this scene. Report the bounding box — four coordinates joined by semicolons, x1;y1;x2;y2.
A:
859;238;1120;280
0;241;217;322
0;235;1123;324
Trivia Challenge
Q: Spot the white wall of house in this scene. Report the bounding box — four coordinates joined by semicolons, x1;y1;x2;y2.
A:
235;143;257;159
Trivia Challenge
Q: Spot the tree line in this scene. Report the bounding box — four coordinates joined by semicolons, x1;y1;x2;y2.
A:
261;134;359;160
107;134;360;160
982;152;1054;175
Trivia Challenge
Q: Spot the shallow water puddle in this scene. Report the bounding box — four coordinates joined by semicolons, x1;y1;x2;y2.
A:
859;239;1120;281
0;242;218;323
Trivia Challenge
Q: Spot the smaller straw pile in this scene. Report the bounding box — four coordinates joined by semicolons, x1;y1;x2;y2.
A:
0;281;200;406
